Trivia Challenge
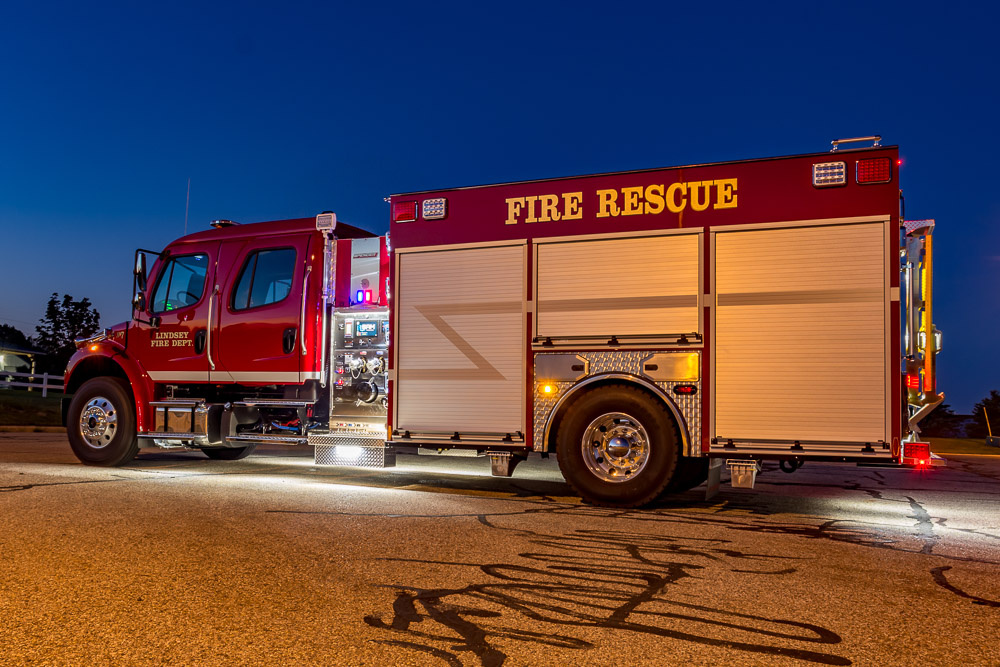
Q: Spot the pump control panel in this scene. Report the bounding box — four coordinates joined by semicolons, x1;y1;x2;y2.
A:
331;307;389;419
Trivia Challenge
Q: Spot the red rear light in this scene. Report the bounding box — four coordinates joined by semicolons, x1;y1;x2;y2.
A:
903;441;930;460
905;374;920;390
857;158;892;184
672;384;698;395
393;201;418;223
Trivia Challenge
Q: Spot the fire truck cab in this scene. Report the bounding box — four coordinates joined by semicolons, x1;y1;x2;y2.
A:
64;138;942;506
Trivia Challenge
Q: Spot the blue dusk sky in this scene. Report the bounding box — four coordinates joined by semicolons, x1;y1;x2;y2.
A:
0;1;996;411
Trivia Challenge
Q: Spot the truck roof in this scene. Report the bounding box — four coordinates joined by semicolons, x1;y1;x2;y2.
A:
173;217;376;244
389;145;898;197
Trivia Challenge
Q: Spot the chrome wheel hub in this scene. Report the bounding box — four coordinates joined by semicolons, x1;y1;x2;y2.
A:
79;396;117;449
581;412;650;483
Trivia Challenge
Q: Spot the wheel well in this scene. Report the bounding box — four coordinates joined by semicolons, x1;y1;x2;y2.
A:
544;377;685;453
66;357;130;395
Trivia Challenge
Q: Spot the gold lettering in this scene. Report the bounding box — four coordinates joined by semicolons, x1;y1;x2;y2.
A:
539;194;562;222
621;186;643;216
505;197;525;225
644;184;665;215
714;178;738;209
562;192;583;220
524;196;539;223
689;181;711;212
666;182;687;213
596;189;620;218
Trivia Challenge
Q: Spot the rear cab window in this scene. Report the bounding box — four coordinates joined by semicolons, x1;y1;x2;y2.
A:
150;254;209;313
231;248;297;311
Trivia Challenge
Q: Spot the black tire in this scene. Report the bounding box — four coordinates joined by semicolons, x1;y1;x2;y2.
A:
556;385;679;508
67;377;139;466
202;445;257;460
662;457;710;494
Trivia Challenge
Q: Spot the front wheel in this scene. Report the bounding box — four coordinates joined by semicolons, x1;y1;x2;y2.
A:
556;385;679;507
67;377;139;466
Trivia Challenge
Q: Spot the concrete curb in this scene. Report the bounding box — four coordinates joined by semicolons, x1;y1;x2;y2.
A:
0;426;66;433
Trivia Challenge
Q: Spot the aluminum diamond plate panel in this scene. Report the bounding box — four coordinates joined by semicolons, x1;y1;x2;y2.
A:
314;441;396;467
532;351;701;456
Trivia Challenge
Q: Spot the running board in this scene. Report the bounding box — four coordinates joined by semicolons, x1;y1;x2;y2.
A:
225;434;308;446
233;399;315;408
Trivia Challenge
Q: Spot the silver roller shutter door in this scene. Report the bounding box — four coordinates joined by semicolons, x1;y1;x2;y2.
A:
536;234;700;338
714;222;887;443
395;245;525;434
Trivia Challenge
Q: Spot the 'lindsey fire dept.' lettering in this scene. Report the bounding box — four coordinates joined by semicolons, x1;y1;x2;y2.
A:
151;331;192;348
504;178;737;224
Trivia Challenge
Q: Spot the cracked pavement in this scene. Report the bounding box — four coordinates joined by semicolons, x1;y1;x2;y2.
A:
0;434;998;665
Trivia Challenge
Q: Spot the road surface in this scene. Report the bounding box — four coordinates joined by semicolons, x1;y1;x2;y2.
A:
0;433;997;665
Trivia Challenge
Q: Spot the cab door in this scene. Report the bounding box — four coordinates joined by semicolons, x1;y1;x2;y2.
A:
136;245;217;383
212;234;314;384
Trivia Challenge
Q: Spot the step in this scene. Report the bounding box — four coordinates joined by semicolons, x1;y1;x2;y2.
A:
233;399;315;408
139;432;206;441
225;434;308;446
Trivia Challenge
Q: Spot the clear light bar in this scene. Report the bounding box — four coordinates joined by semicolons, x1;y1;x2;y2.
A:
813;161;846;187
422;197;447;220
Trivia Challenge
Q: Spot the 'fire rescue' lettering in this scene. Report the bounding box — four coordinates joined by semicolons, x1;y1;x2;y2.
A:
504;179;737;224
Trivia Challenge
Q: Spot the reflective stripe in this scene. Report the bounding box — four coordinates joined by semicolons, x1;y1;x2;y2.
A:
146;371;321;383
147;371;206;381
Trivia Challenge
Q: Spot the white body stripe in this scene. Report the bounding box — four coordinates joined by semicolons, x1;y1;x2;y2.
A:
146;371;320;383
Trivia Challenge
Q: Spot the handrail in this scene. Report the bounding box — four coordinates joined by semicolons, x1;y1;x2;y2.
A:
830;136;881;151
300;266;312;355
206;285;218;371
532;332;702;347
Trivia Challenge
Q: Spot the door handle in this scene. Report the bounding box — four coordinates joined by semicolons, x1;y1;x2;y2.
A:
283;327;297;355
194;330;207;355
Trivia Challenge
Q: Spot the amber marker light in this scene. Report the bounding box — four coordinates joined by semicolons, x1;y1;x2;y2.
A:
89;344;99;352
539;383;556;395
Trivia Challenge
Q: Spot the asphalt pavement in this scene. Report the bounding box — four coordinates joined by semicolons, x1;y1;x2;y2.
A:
0;434;998;666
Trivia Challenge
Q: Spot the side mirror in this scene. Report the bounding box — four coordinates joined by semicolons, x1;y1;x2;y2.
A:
133;291;146;312
135;253;148;291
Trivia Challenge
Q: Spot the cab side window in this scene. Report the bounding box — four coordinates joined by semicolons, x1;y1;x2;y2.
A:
232;248;296;311
150;254;209;313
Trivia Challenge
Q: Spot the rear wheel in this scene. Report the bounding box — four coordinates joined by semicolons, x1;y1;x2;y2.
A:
202;445;257;460
67;377;139;466
556;385;679;507
201;445;257;461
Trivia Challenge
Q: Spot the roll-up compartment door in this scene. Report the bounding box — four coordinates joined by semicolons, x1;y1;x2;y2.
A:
396;245;524;434
536;233;700;338
714;222;887;445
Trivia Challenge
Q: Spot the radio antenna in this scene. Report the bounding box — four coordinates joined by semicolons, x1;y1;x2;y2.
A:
184;177;191;235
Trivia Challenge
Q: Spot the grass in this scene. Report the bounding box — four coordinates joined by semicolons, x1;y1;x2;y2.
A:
0;388;66;426
927;437;1000;456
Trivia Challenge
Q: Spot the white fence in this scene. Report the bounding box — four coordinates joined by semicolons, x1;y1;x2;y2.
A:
0;371;65;397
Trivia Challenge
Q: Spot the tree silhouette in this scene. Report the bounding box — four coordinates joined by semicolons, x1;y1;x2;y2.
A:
34;293;101;373
917;401;959;437
970;390;1000;439
0;324;33;349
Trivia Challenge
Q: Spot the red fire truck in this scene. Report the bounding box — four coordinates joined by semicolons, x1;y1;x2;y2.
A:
63;137;942;506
